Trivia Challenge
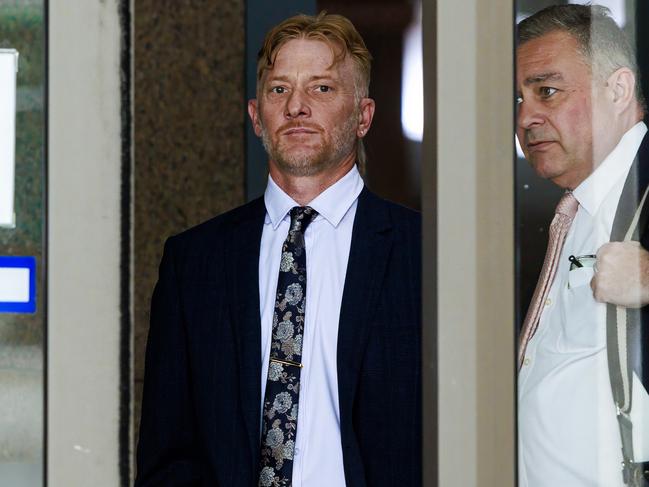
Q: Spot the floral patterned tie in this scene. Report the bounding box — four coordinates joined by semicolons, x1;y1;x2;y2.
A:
259;206;317;487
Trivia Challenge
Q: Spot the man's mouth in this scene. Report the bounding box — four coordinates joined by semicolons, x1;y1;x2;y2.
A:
283;127;318;136
526;140;556;151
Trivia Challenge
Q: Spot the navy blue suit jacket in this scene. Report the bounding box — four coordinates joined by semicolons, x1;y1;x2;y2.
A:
135;188;422;486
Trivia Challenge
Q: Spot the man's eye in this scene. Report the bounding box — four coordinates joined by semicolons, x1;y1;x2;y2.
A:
516;95;523;105
270;86;286;94
539;87;557;98
316;85;331;93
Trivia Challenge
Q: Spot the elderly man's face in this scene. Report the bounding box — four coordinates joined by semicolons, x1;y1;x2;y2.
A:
249;38;364;177
516;30;611;189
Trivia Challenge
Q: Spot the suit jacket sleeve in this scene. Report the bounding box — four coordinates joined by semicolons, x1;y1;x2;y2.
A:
135;236;206;486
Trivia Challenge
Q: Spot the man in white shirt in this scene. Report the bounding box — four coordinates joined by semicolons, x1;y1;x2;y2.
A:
516;5;649;486
136;12;421;487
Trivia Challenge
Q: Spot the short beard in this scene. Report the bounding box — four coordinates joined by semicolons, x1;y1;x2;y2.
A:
260;111;359;177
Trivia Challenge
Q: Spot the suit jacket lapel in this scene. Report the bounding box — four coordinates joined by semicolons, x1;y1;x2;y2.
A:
337;188;394;428
227;197;266;470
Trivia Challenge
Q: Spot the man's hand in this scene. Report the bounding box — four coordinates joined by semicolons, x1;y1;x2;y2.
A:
590;241;649;308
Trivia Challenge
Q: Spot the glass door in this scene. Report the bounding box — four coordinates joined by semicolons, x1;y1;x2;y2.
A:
0;1;46;485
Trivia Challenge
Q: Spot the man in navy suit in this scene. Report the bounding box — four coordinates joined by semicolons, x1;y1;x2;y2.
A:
135;12;421;487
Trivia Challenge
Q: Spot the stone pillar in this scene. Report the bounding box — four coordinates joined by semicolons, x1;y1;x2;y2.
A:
133;0;246;457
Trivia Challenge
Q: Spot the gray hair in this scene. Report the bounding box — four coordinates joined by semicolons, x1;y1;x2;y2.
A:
518;4;645;110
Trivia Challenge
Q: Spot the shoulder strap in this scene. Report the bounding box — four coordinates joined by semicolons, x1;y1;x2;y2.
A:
608;180;649;479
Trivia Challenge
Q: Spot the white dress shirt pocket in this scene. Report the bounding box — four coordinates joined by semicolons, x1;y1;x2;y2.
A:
568;267;594;289
558;267;606;351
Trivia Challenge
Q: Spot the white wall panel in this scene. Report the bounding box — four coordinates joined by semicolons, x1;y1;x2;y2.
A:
48;1;122;485
434;1;516;485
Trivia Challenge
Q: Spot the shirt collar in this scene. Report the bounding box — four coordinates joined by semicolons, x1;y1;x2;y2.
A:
264;165;365;229
573;121;648;216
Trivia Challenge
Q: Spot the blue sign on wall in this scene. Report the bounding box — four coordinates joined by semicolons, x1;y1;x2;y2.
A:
0;256;37;313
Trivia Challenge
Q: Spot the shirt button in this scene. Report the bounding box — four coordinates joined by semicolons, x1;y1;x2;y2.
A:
545;298;552;306
523;357;531;366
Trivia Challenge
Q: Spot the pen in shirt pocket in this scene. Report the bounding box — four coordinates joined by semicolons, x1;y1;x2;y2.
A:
568;254;596;271
567;254;596;289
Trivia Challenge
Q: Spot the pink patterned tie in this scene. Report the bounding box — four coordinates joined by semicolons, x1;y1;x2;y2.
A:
518;191;579;368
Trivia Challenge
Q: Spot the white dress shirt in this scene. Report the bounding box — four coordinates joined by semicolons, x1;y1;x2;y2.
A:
259;165;364;487
519;122;649;487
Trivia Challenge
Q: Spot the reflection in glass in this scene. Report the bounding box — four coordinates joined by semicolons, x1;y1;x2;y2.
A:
0;1;45;485
316;0;422;210
515;3;649;486
401;2;423;143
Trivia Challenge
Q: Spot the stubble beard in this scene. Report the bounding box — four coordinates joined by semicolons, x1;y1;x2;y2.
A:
260;112;359;177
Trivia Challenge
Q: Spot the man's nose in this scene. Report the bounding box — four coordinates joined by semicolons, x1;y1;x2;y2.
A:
285;90;310;118
517;99;544;130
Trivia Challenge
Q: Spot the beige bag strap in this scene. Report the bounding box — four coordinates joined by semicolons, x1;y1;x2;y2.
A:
609;183;649;484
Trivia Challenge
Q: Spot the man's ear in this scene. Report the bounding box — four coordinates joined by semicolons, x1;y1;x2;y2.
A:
356;98;376;138
248;99;263;137
607;67;636;113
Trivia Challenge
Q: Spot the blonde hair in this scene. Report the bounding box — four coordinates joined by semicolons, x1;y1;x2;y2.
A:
256;11;372;99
